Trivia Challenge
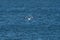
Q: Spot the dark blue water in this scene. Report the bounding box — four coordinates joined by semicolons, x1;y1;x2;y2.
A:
0;0;60;40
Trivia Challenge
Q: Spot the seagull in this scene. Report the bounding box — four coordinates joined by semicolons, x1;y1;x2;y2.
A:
28;17;31;20
25;15;33;21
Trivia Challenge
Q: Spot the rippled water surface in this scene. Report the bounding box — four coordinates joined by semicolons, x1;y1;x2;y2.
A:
0;0;60;40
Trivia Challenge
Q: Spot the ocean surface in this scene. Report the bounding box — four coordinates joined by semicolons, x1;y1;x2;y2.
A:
0;0;60;40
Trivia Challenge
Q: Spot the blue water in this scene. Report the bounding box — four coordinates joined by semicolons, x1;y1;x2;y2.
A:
0;0;60;40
